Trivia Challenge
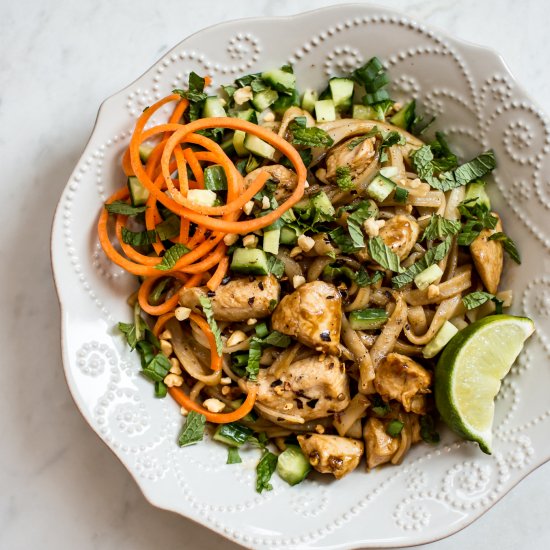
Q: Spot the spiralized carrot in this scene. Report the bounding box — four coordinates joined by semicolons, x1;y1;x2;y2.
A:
168;386;257;424
99;87;305;422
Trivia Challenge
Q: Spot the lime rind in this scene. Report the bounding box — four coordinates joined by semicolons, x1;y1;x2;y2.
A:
435;315;534;454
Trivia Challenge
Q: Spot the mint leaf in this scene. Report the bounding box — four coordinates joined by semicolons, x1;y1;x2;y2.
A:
198;295;223;356
428;151;496;191
156;215;181;241
178;411;207;447
346;201;376;248
105;201;147;216
256;450;278;493
488;232;521;264
142;353;171;382
121;227;157;247
335;166;354;190
155;243;190;271
422;215;462;241
462;291;496;310
289;121;334;147
262;331;292;347
329;227;362;254
246;337;262;381
267;255;285;279
118;321;140;350
367;236;402;272
392;237;451;288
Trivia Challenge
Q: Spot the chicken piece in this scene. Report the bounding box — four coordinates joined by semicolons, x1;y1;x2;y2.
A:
297;434;364;479
374;353;432;414
256;354;350;422
363;417;399;469
325;136;377;181
271;281;342;354
378;215;420;260
178;275;279;322
244;164;297;202
470;215;504;295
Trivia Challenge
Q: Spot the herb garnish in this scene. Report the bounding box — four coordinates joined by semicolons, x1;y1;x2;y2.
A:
178;411;207;447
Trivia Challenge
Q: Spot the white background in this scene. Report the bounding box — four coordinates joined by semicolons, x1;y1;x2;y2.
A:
1;0;548;548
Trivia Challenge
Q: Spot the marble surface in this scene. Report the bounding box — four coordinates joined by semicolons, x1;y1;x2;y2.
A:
1;0;548;548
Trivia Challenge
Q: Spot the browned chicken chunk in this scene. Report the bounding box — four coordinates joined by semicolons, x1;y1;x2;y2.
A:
470;215;503;295
374;353;432;414
271;281;342;354
244;164;297;202
256;354;350;422
363;417;399;469
378;214;420;260
297;434;364;479
179;275;279;322
325;136;377;181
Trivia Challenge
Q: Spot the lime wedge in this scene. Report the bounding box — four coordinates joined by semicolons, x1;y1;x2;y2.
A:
435;314;534;453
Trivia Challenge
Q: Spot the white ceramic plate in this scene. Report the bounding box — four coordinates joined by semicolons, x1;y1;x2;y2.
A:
51;4;550;549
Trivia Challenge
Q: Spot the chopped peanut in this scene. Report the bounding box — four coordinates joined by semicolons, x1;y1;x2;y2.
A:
174;306;191;321
203;398;226;413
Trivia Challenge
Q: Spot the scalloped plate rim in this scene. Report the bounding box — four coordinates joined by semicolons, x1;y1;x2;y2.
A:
50;3;550;549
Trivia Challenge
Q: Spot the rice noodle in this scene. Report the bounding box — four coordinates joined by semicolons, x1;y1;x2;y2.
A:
168;319;222;386
403;294;462;345
307;256;333;282
341;315;375;391
404;265;472;306
370;293;408;367
345;286;371;312
333;393;370;436
277;249;303;279
407;305;428;335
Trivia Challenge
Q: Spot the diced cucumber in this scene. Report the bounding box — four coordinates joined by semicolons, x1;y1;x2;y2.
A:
138;145;154;163
414;264;443;290
244;134;276;160
272;89;300;117
263;228;281;255
252;89;279;111
213;423;253;447
231;248;270;275
315;99;337;122
379;166;399;181
390;100;416;130
261;68;296;94
464;179;491;209
301;88;318;112
352;104;377;120
348;309;389;330
311;190;335;216
187;189;217;207
235;108;257;122
204;165;227;191
127;176;149;206
280;226;298;245
233;130;248;157
202;96;226;118
422;321;458;358
367;174;396;201
329;77;355;112
276;445;311;486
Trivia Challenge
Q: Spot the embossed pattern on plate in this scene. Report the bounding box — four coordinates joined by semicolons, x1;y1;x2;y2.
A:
51;5;550;549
